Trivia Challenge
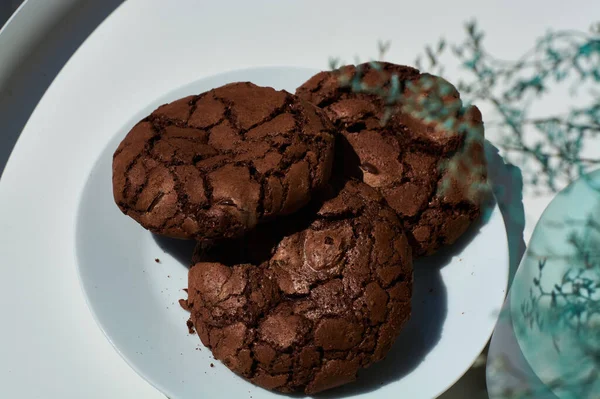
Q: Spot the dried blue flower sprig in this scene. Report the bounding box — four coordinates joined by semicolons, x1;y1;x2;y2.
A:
415;21;600;194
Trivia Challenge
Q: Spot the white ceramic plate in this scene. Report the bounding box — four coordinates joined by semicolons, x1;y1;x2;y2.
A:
75;67;509;399
8;1;568;397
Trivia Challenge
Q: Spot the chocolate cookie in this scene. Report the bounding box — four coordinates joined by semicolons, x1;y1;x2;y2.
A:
296;62;488;256
112;82;336;240
185;180;413;394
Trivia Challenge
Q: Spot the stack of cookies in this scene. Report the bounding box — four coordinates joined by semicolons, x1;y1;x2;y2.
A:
112;62;487;394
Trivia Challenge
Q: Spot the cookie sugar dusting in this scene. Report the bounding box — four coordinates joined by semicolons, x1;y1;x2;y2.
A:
185;181;413;394
112;82;335;241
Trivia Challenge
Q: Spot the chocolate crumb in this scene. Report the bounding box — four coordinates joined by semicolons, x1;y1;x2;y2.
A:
210;363;215;368
179;299;191;311
186;319;196;334
155;258;160;263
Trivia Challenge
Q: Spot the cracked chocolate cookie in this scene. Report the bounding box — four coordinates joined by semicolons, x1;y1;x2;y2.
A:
185;180;413;394
112;82;336;240
296;62;488;256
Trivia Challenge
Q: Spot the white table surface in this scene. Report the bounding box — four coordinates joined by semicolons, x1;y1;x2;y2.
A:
0;1;597;398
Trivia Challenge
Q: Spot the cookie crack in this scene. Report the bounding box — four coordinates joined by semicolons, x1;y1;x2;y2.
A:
128;131;163;208
240;94;296;135
211;95;241;131
188;92;206;119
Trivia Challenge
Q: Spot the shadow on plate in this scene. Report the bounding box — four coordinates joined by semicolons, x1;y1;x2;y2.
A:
153;234;197;267
483;141;526;286
441;141;526;399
